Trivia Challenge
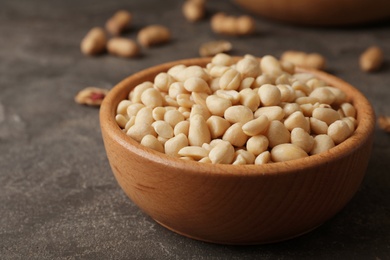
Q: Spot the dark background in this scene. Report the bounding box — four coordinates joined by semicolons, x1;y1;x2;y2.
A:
0;0;389;259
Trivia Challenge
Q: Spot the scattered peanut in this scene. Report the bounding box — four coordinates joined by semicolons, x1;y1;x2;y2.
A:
116;54;357;165
182;0;206;22
378;115;390;133
137;25;171;47
106;37;139;58
75;87;109;106
359;46;384;72
211;12;255;36
80;27;107;56
199;40;233;57
105;10;132;36
281;51;326;70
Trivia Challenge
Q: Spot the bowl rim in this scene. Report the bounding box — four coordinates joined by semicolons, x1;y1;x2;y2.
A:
100;57;375;178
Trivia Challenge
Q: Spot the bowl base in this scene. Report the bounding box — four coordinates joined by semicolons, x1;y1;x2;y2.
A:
153;218;322;245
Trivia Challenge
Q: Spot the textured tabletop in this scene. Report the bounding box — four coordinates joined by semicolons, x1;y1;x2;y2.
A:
1;0;389;259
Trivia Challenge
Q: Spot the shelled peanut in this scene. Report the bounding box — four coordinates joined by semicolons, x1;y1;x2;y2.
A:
81;10;171;60
359;46;384;72
75;87;109;106
115;54;357;164
280;51;326;70
81;10;140;59
107;38;140;58
182;0;206;22
137;25;171;47
80;27;107;56
105;10;132;36
199;40;232;57
211;12;256;36
378;115;390;133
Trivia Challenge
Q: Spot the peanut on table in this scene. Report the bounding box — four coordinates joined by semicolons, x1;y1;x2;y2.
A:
115;54;357;165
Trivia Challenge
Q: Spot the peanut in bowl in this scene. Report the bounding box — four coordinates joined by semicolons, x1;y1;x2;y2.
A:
99;56;375;244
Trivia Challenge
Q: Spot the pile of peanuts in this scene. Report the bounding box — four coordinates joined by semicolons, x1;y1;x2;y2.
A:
115;54;357;164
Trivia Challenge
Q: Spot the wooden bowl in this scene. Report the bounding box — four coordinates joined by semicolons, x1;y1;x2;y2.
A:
234;0;390;26
100;57;375;244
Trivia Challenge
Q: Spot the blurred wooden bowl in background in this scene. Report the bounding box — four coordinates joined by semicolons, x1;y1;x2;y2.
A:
234;0;390;26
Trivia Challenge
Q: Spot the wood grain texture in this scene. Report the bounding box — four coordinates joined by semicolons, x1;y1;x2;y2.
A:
100;58;375;244
234;0;390;26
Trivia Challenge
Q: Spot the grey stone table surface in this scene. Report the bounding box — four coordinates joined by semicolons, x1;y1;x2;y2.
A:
1;0;389;259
